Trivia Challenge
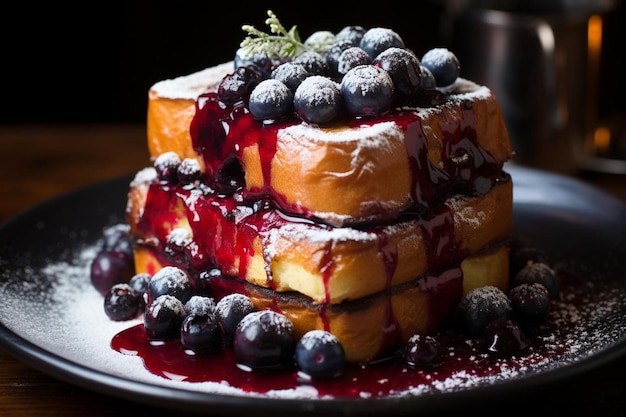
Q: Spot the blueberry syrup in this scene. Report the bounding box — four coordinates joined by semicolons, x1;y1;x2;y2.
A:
189;92;503;223
111;273;583;398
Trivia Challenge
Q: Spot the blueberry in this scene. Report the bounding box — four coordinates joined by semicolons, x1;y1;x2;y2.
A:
104;283;141;321
164;228;192;265
129;272;150;293
180;313;222;353
404;334;441;368
217;66;260;105
101;224;133;258
184;295;216;317
295;330;345;379
303;30;336;55
509;283;550;324
271;62;310;93
513;262;559;299
233;48;273;78
325;40;354;79
420;65;437;89
128;272;151;307
214;155;246;195
341;65;394;117
335;25;367;47
484;318;529;353
336;46;371;76
420;48;460;87
455;286;513;337
154;151;181;183
509;242;550;279
248;79;293;120
177;157;202;184
215;293;255;340
359;27;404;59
90;250;134;296
233;310;296;371
147;266;193;305
294;76;342;124
292;50;328;76
144;294;186;341
372;47;421;97
196;267;223;295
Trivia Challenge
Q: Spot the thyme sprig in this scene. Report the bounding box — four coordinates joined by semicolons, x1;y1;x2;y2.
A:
239;10;309;59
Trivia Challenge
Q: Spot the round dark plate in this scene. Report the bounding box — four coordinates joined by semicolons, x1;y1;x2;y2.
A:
0;164;625;416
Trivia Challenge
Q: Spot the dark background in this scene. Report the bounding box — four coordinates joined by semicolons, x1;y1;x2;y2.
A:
2;0;624;125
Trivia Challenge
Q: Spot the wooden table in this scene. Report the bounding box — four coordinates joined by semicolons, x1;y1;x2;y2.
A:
1;124;625;416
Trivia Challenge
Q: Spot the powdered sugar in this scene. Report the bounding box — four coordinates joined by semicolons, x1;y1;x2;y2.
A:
152;62;233;100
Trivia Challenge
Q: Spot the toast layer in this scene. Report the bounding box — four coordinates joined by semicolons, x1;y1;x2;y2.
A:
127;168;511;304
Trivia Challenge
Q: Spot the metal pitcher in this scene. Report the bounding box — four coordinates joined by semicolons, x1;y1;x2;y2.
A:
443;0;616;173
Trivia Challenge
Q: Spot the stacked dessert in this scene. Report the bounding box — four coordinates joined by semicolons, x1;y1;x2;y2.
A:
123;12;514;364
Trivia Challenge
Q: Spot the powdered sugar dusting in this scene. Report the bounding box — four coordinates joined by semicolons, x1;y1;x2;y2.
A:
152;62;233;100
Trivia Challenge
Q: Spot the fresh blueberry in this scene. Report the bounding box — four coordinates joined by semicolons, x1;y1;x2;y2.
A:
177;157;202;184
325;40;354;79
104;283;141;321
90;250;134;296
303;30;336;55
164;228;192;265
509;244;550;279
420;65;437;89
128;272;150;294
180;313;222;353
341;65;394;117
233;310;296;371
335;25;367;47
218;66;260;105
336;46;371;76
248;79;293;120
359;27;404;59
184;295;216;317
144;294;186;341
215;293;255;340
101;224;133;259
147;266;193;305
372;47;421;97
271;62;310;93
509;282;551;324
154;151;181;183
295;330;345;379
214;155;246;195
484;318;529;353
292;50;327;76
294;76;342;124
455;286;513;337
233;48;274;78
420;48;460;87
512;262;559;299
128;272;151;307
196;267;223;295
404;334;441;368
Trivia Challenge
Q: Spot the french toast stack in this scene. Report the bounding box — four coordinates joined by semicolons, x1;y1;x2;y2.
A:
125;44;514;363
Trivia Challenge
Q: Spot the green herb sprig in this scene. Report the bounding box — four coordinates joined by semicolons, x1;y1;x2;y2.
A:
239;10;309;59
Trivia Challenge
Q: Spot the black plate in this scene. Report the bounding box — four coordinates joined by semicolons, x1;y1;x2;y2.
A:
1;164;625;416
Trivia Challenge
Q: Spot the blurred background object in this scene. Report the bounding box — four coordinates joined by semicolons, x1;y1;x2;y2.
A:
442;0;626;174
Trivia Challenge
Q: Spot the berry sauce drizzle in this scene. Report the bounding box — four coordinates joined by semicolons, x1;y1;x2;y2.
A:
190;92;501;220
110;275;579;399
